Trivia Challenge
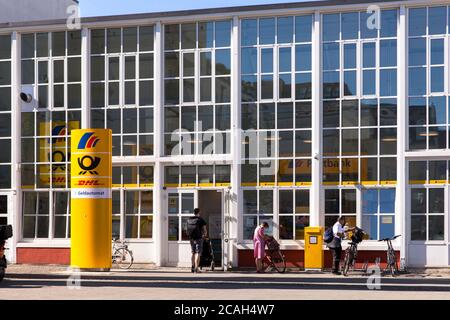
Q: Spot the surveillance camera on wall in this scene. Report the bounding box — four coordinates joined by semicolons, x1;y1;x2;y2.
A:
20;92;33;103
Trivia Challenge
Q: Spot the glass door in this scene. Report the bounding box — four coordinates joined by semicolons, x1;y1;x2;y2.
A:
167;190;198;266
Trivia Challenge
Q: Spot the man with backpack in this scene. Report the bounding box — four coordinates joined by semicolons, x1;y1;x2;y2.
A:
324;217;355;275
186;208;207;273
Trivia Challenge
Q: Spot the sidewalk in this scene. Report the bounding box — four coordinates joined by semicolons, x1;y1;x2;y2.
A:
5;263;450;279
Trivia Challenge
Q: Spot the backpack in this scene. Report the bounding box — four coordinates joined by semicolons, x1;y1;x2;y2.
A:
323;227;334;243
186;217;202;239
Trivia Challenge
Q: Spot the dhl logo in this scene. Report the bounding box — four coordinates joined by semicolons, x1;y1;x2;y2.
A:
74;180;104;186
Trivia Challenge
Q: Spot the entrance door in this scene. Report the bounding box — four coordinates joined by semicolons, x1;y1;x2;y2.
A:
408;185;448;266
198;190;224;269
167;190;198;267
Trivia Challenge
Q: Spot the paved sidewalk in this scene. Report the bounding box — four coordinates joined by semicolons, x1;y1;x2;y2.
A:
1;264;450;300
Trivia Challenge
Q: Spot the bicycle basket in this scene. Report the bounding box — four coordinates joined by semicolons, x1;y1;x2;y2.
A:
351;228;364;244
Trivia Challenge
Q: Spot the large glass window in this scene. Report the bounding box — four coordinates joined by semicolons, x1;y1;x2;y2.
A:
241;15;313;187
408;7;449;150
0;34;11;189
90;27;155;156
322;11;397;186
164;21;231;156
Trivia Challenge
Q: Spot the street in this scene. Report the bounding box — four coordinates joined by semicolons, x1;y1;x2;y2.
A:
1;265;450;300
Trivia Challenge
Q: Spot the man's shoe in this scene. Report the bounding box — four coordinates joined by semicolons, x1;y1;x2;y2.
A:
191;266;195;273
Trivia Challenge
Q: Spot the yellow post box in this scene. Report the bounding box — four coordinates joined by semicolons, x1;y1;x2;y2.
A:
304;226;324;271
71;129;112;270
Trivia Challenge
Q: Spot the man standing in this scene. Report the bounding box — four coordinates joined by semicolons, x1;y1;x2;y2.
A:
186;208;207;273
327;216;354;275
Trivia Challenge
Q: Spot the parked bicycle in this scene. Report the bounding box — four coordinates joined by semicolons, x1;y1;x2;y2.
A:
379;235;401;276
112;238;134;269
262;236;286;273
342;227;365;276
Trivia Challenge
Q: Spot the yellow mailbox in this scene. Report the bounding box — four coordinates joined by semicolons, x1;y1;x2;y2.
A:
304;226;324;271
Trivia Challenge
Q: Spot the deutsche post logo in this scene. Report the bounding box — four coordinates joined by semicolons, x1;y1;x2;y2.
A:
78;132;100;149
77;132;101;175
78;156;101;175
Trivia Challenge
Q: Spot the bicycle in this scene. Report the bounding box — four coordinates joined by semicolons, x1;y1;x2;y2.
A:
112;238;134;269
379;235;401;276
342;227;365;276
262;237;286;273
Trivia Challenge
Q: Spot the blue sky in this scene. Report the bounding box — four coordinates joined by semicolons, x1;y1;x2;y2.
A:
79;0;317;17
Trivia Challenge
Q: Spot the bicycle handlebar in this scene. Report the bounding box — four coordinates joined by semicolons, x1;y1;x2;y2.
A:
378;235;401;242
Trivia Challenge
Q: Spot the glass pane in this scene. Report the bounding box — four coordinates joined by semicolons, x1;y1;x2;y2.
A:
361;99;377;126
344;71;356;96
323;71;340;99
198;22;213;48
409;8;427;37
168;193;179;214
181;24;196;49
107;28;121;53
362;189;378;214
409;161;427;182
362;215;378;240
37;216;49;238
429;161;446;182
361;129;378;156
363;70;376;95
411;188;426;214
429;215;444;240
165;25;179;51
279;216;293;240
295;190;309;213
243;216;257;240
429;7;447;35
380;98;397;126
241;47;257;74
342;129;358;155
21;34;35;59
363;42;376;68
123;27;137;52
216;49;230;75
344;43;356;69
36;33;48;57
411;215;426;241
342;189;356;213
259;190;273;214
198;105;213;131
165;52;179;78
380;128;397;155
380;10;397;37
431;39;444;65
139;26;154;52
323;14;340;41
140;216;153;238
241;19;257;46
296;44;311;72
216;77;230;103
342;100;358;127
429;188;444;213
259;18;275;45
380;69;397;97
279;190;293;213
215;20;231;47
379;158;396;182
380;189;395;213
431;67;444;93
91;29;105;54
380;215;395;240
342;12;359;40
168;217;179;241
380;40;397;67
295;15;312;42
108;57;119;80
181;193;194;213
323;43;339;70
140;53;154;79
325;189;339;214
277;17;293;43
54;216;66;238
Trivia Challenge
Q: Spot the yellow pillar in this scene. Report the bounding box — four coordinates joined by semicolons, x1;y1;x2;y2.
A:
71;129;112;270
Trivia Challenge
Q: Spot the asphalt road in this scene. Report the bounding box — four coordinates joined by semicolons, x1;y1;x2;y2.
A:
1;266;450;300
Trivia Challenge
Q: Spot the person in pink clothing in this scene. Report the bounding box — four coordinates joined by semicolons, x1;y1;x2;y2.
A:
253;222;270;273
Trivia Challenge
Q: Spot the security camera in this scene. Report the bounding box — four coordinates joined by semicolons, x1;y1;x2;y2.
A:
20;92;33;103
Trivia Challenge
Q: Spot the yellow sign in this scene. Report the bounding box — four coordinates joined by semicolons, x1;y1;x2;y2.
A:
71;129;112;270
38;121;80;187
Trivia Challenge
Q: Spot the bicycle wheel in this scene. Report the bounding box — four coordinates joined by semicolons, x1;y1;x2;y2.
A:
262;257;271;272
388;251;398;277
343;250;353;276
272;251;286;274
113;248;134;269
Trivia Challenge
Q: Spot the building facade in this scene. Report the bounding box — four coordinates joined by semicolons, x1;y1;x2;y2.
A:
0;0;450;268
